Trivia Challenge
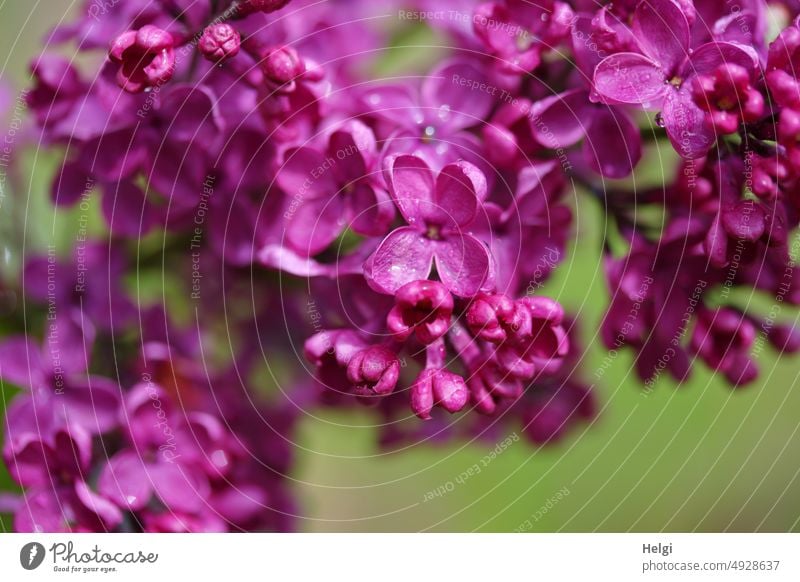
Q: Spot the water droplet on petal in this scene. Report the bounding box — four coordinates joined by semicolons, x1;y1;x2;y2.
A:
655;112;665;127
211;449;229;468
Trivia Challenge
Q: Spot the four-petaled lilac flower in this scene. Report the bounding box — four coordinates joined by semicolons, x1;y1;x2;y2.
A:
7;424;121;532
0;314;120;435
98;383;230;514
27;56;85;128
365;154;493;297
277;119;395;256
531;88;641;179
361;59;493;168
109;25;176;93
592;0;758;158
473;0;574;74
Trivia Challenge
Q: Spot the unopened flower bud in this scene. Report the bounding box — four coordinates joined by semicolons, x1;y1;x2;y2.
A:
410;369;468;420
198;24;241;61
109;25;175;93
263;46;304;87
387;280;453;344
466;293;517;343
346;346;400;396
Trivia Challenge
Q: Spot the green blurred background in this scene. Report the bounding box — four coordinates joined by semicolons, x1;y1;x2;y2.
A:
1;1;799;533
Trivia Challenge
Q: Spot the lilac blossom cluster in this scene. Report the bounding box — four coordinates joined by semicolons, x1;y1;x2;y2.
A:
1;0;799;532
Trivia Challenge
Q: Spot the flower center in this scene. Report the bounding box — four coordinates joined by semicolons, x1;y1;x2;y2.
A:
669;75;683;88
426;224;442;240
421;125;436;144
516;30;534;51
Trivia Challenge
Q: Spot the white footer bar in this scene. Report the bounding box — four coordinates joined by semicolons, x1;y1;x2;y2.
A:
0;533;797;581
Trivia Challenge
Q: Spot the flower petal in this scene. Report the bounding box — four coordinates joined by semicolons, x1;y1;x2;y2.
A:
593;52;668;107
421;59;493;131
365;227;434;294
360;84;418;127
0;337;45;390
73;480;123;530
384;154;435;224
284;195;347;256
434;234;493;297
276;146;337;201
634;0;690;73
685;41;758;77
583;106;642;178
327;120;376;183
433;160;485;227
101;180;160;237
51;161;93;207
663;87;717;159
349;183;395;237
98;451;153;511
62;376;121;434
150;461;210;513
530;89;591;149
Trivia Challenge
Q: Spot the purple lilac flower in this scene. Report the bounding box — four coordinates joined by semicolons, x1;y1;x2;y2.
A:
276;119;394;256
361;59;494;169
591;0;758;158
365;154;493;297
0;315;120;435
472;0;574;75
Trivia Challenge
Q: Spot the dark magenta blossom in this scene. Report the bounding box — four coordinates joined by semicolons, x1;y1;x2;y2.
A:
0;315;120;436
27;56;85;128
8;424;121;532
22;242;134;332
109;25;176;93
365;154;493;297
466;292;521;343
98;383;232;515
11;0;800;533
531;89;641;178
472;0;574;74
592;0;758;158
277;119;394;256
361;59;493;167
